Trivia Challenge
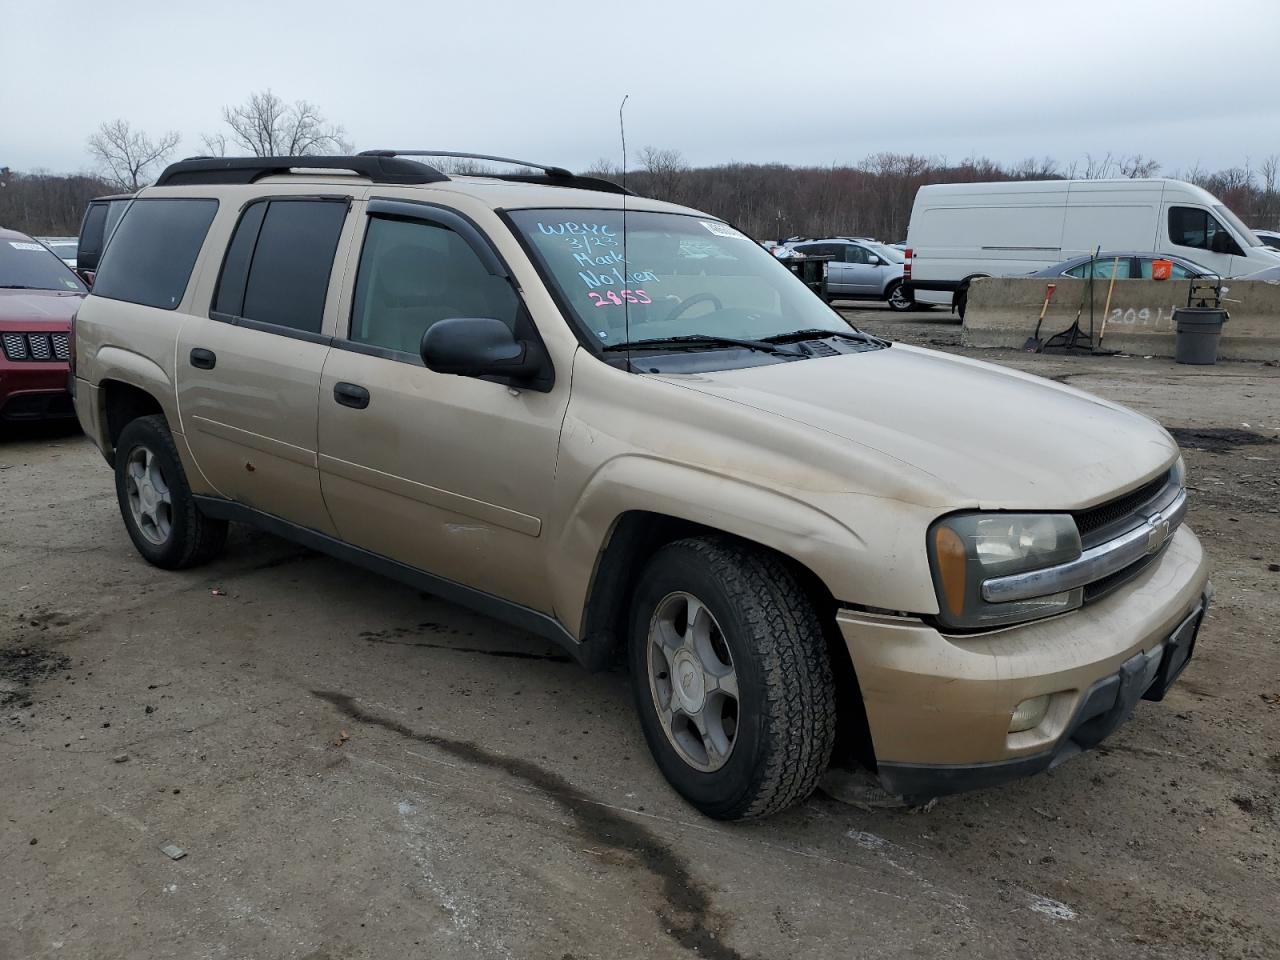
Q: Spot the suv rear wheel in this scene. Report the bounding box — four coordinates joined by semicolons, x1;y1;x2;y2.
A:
114;414;227;569
627;537;836;820
886;280;912;312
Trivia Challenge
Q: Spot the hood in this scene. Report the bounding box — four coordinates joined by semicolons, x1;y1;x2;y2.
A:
664;344;1176;510
0;289;83;328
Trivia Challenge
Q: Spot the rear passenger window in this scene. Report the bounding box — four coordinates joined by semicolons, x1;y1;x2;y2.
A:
91;199;218;310
213;198;347;335
348;217;521;355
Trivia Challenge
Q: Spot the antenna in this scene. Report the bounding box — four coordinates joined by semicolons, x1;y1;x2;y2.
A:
619;95;631;369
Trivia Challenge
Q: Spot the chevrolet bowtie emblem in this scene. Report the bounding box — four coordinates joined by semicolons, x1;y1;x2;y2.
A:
1146;514;1172;555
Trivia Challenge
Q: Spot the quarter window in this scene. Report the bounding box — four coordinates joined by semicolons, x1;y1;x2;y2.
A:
91;199;218;310
348;216;520;355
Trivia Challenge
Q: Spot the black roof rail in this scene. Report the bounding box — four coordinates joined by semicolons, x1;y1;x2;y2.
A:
359;150;634;196
153;155;449;187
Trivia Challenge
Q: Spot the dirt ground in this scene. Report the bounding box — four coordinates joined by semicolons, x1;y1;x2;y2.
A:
3;306;1278;960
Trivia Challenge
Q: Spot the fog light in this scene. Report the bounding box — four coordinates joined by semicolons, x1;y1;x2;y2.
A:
1009;695;1050;733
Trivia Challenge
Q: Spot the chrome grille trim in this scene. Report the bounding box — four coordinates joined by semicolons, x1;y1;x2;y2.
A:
983;489;1187;604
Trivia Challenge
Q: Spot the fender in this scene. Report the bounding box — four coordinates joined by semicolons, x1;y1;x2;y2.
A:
93;346;176;420
548;452;888;641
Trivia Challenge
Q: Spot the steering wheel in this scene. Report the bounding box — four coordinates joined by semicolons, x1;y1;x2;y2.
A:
663;292;724;325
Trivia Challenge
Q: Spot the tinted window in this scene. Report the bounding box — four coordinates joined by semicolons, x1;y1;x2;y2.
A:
0;237;86;291
91;199;217;309
77;202;108;264
349;216;520;355
212;200;269;318
844;245;870;264
238;200;347;333
1169;206;1241;256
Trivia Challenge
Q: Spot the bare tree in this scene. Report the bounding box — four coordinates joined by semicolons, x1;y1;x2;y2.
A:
1118;154;1161;179
214;90;351;157
638;146;688;201
87;119;181;190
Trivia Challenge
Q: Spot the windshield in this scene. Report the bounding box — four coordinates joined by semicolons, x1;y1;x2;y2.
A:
508;209;853;348
1214;204;1263;247
0;238;86;291
867;242;905;263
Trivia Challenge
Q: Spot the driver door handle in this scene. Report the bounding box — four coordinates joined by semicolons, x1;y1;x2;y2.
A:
333;381;370;410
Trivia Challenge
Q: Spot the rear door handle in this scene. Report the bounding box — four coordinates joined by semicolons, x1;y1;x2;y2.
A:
333;381;370;409
190;348;216;370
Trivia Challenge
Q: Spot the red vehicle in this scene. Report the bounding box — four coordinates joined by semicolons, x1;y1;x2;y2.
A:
0;227;87;422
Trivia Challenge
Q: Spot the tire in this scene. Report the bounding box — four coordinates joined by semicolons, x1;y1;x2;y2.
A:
885;280;912;312
955;288;968;321
114;414;227;569
627;537;837;820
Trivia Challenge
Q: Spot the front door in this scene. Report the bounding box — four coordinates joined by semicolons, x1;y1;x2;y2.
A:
1163;204;1244;276
177;196;353;534
317;200;569;612
842;243;882;296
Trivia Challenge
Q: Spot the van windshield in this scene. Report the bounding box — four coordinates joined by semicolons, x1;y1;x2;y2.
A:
1214;205;1263;247
508;209;853;347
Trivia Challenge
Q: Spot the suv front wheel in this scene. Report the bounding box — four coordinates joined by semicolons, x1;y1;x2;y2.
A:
114;414;227;569
628;537;837;820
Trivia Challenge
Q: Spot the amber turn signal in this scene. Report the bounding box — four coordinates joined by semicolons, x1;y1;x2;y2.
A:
933;525;968;618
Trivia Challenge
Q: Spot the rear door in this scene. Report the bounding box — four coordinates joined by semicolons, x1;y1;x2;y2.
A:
176;195;354;534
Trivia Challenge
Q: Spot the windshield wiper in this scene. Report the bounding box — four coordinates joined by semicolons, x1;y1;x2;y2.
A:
602;334;804;356
762;327;880;346
0;284;41;290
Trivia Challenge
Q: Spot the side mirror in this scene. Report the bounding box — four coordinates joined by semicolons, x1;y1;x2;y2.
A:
78;270;95;289
867;256;884;266
421;317;548;386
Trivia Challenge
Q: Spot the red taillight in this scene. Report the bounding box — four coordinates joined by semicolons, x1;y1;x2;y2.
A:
68;311;77;377
903;247;912;281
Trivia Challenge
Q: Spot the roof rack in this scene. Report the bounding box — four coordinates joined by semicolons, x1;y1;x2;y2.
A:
359;150;634;196
154;155;449;187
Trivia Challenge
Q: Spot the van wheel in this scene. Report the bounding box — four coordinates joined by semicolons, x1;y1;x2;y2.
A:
955;288;968;321
627;537;836;820
886;281;912;312
115;414;227;569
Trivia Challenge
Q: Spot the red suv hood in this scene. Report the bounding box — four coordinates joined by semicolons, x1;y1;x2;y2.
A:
0;289;84;329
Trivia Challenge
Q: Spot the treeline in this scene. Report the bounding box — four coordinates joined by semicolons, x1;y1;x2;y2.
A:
601;151;1280;242
4;148;1279;244
0;169;118;236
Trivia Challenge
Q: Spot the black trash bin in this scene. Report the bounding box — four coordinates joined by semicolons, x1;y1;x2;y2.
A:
1173;308;1228;365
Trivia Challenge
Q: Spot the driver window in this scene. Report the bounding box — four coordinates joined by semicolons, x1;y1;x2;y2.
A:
844;245;870;264
349;217;520;355
1169;206;1239;255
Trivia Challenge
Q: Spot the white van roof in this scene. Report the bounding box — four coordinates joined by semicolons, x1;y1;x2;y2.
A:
916;178;1221;205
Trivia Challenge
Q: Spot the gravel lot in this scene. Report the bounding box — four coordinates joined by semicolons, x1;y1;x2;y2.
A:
3;307;1278;960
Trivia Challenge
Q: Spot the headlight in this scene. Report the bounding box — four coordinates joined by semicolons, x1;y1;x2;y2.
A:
928;513;1083;630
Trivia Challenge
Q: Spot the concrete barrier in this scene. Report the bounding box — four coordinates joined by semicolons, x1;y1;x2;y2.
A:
963;277;1280;361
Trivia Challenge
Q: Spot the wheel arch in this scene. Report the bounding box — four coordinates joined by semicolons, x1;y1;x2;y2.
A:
576;508;877;771
100;379;166;466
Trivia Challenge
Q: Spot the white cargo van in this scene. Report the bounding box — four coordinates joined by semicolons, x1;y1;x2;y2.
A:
903;179;1280;316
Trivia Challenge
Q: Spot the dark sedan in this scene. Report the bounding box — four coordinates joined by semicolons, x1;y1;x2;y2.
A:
1030;252;1216;280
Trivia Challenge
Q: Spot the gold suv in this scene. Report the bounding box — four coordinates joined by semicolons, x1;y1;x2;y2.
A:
72;152;1211;819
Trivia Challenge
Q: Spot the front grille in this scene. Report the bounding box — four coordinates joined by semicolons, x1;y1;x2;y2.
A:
1073;468;1173;549
1;332;70;363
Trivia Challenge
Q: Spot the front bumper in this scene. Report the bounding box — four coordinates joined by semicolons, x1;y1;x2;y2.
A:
0;361;74;421
838;524;1210;800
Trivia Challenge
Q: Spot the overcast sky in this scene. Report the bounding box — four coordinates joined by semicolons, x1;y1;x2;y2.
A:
1;0;1275;178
